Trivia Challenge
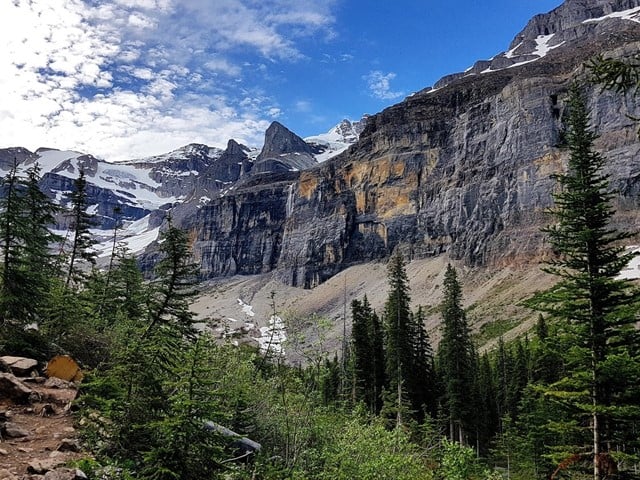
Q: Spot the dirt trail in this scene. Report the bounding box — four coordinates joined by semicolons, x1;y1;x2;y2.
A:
0;378;86;478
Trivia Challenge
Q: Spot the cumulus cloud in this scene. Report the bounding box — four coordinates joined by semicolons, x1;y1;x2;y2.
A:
0;0;337;161
364;70;404;100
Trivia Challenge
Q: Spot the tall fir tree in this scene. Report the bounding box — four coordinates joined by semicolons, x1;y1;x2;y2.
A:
407;306;437;421
530;83;640;479
144;218;199;340
0;159;29;323
351;296;385;413
382;252;414;427
436;263;476;445
22;163;61;320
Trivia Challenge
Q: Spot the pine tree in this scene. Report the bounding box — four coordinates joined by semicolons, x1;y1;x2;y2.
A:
436;263;476;444
475;352;498;456
588;54;639;94
144;220;199;340
530;83;640;479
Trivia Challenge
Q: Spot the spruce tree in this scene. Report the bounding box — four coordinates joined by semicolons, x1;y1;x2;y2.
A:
22;163;61;319
530;83;640;479
351;296;385;413
588;55;639;94
383;252;413;427
407;306;437;421
64;169;97;288
144;219;199;340
436;263;475;444
0;160;29;323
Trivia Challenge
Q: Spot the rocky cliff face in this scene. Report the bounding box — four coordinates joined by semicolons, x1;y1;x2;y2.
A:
2;1;638;287
187;1;640;287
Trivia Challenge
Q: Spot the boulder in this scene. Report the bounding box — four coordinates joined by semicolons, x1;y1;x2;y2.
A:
56;439;80;453
3;422;29;438
43;469;87;480
26;459;61;475
0;357;38;377
0;373;33;404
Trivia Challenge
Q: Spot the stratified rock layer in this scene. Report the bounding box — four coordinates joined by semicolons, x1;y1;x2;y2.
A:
190;4;640;287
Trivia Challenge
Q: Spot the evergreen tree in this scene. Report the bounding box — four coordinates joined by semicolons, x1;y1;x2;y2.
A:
588;54;639;94
22;163;61;319
382;252;414;427
530;83;640;479
64;169;97;288
475;352;498;456
407;306;437;421
436;264;476;444
351;296;385;413
144;220;199;340
0;160;29;323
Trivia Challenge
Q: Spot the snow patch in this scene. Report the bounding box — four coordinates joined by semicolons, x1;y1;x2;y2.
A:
253;315;287;355
92;214;160;257
617;246;640;280
583;6;640;24
237;298;255;317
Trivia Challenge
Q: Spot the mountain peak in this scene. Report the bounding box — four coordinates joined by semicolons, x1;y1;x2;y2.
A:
257;122;313;162
430;0;640;90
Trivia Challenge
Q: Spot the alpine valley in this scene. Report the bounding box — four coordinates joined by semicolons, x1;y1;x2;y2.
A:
2;0;640;349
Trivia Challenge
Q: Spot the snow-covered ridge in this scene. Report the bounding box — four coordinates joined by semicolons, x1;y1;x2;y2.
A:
305;117;369;163
430;2;640;92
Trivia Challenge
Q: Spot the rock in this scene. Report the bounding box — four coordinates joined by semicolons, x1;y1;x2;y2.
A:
27;459;60;475
38;404;56;417
0;448;7;455
0;357;38;377
22;377;47;385
56;438;80;452
43;378;72;389
43;469;87;480
3;422;29;438
0;469;17;480
0;373;33;404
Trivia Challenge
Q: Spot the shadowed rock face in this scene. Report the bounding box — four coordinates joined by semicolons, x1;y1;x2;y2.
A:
253;122;317;174
188;3;640;287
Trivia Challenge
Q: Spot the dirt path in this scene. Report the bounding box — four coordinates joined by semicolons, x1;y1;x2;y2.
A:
0;379;86;478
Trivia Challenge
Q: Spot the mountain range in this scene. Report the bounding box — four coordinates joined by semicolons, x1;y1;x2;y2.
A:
1;0;639;299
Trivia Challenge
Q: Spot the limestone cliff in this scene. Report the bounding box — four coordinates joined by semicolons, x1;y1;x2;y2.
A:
189;1;640;287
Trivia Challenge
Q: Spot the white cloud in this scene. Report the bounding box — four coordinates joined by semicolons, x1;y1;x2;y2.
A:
364;70;404;100
204;59;242;77
0;0;338;161
294;100;312;112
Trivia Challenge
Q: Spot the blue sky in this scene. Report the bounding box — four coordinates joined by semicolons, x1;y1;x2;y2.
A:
0;0;562;161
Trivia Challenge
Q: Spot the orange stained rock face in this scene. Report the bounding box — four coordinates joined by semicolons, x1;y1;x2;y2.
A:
533;151;564;177
299;172;318;200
